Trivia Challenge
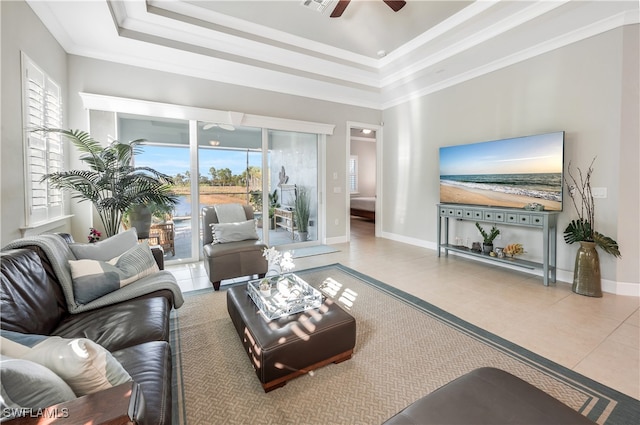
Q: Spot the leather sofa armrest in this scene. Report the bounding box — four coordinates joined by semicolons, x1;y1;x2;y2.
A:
5;382;144;425
150;245;164;270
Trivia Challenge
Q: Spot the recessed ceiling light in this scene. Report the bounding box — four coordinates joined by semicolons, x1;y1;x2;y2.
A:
377;50;387;58
361;129;372;134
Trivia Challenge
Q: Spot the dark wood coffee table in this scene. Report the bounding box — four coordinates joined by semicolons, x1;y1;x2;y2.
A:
227;284;356;392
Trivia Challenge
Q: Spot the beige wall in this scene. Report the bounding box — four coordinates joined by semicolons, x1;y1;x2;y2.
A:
381;25;639;293
1;0;69;244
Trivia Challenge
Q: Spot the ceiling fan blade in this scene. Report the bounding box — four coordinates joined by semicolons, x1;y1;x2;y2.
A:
383;0;406;12
330;0;350;18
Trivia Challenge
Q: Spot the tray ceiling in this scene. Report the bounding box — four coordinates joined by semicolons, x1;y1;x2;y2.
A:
27;0;639;109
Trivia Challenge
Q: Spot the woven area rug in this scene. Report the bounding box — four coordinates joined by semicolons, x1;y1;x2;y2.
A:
171;264;639;425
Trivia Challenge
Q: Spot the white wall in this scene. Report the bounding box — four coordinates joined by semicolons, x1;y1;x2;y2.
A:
381;25;639;294
1;0;70;244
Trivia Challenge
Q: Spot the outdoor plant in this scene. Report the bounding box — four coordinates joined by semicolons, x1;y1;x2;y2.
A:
269;189;280;219
37;128;177;237
475;222;500;245
294;186;311;233
564;158;621;257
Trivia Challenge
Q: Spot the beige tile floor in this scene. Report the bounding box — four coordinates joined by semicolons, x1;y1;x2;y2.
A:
168;217;640;400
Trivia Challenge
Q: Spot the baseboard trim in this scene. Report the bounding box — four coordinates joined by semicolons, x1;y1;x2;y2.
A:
380;231;639;297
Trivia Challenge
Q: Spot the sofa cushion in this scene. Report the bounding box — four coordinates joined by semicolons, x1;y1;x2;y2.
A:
210;220;258;244
0;249;66;335
0;355;76;413
53;295;172;352
68;242;159;304
69;228;138;261
0;331;131;396
112;341;172;425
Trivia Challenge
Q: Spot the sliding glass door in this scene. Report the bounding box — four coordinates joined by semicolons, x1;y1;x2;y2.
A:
118;114;193;260
267;130;319;248
117;114;322;264
197;122;263;246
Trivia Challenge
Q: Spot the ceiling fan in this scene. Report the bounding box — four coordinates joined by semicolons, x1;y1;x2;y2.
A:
330;0;406;18
202;122;235;131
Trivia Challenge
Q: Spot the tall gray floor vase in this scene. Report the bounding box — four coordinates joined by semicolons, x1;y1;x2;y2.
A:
572;241;602;297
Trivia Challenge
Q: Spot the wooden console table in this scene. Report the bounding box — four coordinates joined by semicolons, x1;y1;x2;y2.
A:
437;204;559;286
274;207;296;240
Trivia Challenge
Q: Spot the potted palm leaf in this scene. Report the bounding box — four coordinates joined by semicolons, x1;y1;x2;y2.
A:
564;158;621;297
36;128;177;238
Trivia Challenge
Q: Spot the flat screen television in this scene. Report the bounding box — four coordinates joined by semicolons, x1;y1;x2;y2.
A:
439;131;564;211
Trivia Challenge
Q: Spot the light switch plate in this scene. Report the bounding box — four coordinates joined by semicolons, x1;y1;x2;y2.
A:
592;187;607;198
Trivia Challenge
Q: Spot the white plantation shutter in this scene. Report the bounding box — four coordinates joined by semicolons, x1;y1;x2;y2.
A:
349;155;358;193
22;53;63;225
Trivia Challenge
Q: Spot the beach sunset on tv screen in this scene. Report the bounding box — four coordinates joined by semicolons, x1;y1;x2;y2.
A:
439;132;564;211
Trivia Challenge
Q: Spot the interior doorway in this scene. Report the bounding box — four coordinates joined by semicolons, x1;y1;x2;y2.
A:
346;123;381;241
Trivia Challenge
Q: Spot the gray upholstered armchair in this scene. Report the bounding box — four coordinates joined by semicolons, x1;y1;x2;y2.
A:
202;205;268;290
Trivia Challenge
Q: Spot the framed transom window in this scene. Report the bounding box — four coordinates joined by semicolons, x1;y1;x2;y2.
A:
21;53;63;225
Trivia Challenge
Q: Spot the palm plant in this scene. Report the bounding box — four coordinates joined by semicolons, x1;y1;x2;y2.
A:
37;128;177;237
564;158;620;257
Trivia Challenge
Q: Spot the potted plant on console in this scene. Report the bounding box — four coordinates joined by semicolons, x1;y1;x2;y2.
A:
564;158;621;297
36;128;177;238
475;223;500;254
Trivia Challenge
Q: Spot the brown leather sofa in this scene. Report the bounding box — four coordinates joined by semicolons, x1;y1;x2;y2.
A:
202;205;268;290
0;239;181;424
383;367;596;425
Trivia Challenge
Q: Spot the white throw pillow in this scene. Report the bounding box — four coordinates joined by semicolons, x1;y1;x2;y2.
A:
68;242;159;304
0;355;77;412
0;331;132;397
69;228;138;261
210;220;259;244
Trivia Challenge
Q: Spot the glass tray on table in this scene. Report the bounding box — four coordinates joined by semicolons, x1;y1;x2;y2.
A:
247;274;323;320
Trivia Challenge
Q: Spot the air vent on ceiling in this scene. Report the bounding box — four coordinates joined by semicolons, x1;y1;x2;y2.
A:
301;0;337;13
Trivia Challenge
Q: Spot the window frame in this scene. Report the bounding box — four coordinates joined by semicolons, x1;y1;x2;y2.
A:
21;52;64;226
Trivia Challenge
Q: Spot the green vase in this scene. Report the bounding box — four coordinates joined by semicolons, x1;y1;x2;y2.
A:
572;241;602;297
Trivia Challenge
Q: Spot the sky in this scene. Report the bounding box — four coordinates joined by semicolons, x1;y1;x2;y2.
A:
439;132;564;176
135;145;262;178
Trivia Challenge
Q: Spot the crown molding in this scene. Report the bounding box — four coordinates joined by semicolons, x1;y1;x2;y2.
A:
27;0;640;111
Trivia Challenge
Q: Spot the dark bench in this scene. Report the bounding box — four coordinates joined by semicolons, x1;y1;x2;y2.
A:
383;367;595;424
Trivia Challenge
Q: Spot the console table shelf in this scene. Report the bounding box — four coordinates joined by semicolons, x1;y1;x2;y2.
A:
437;204;560;286
440;244;538;270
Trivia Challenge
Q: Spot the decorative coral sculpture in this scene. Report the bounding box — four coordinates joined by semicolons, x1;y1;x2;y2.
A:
504;243;524;257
